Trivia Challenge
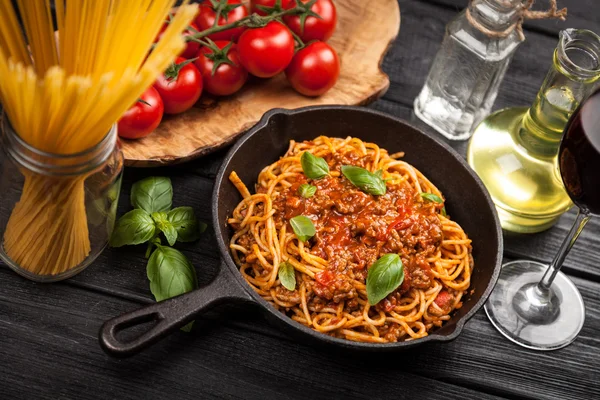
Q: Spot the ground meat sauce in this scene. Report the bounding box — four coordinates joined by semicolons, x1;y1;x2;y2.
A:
271;152;443;311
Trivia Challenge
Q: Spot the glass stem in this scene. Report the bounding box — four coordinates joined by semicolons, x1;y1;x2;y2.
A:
538;210;591;291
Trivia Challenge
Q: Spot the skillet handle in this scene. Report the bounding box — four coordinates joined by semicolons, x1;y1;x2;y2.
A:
99;263;253;358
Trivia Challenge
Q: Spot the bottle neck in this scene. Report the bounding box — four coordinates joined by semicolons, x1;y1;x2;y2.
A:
467;0;523;34
519;29;600;157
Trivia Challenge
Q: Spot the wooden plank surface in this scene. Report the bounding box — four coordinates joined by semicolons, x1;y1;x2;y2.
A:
1;1;600;399
1;265;598;400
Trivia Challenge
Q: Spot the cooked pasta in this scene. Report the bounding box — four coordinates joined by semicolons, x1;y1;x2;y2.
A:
228;137;474;343
0;0;197;275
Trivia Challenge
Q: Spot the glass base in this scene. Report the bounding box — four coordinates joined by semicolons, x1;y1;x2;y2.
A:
0;242;105;282
484;260;585;351
413;97;474;141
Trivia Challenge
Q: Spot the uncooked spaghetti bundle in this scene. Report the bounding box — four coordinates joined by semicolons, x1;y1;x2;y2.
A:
0;0;198;278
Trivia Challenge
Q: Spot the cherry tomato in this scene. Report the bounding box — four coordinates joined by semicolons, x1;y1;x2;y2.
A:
250;0;293;16
153;57;203;115
194;41;248;96
238;21;295;78
285;41;339;96
117;86;164;139
195;0;248;42
284;0;337;42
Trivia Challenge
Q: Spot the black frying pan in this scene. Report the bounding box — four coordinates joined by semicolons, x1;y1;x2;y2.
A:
100;106;503;357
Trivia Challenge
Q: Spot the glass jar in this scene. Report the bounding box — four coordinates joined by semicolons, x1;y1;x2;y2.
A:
467;29;600;233
414;0;524;140
0;115;123;282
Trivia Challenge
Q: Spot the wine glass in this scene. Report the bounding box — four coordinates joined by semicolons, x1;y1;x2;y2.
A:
484;89;600;350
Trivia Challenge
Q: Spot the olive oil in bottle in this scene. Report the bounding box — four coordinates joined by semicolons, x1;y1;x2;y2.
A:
467;29;600;233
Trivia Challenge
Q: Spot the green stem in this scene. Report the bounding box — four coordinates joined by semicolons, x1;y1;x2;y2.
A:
286;22;305;49
188;7;301;41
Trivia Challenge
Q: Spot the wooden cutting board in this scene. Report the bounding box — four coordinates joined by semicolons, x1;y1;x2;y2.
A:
122;0;401;167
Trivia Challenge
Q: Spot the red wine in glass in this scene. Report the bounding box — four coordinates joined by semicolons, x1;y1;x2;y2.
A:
560;89;600;216
484;89;600;350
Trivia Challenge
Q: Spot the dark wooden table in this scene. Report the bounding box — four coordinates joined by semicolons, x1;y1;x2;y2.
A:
2;1;599;399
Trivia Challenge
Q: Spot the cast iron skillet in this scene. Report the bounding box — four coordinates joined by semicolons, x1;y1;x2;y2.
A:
100;106;503;358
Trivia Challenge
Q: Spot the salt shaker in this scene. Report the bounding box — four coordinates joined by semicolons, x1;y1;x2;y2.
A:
414;0;526;140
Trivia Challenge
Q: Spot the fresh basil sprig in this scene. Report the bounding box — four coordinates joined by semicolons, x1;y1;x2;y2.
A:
110;209;156;247
341;165;387;196
110;176;207;332
278;261;296;291
298;183;317;198
301;152;329;180
131;177;173;213
421;192;447;216
366;254;405;305
290;215;316;242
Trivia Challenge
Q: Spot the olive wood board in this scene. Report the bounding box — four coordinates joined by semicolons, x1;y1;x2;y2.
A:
121;0;401;167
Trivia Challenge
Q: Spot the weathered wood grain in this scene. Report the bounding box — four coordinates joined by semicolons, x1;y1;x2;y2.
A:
121;0;400;167
0;268;508;400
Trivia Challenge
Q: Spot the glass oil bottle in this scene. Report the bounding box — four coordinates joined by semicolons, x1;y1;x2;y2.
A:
467;29;600;233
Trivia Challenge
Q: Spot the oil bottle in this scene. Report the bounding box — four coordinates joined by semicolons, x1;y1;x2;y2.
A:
467;29;600;233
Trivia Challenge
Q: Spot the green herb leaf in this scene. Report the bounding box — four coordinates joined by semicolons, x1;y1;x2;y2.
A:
341;165;387;196
298;183;317;198
420;192;446;216
131;177;173;214
278;261;296;291
109;209;156;247
167;206;203;242
152;211;177;246
301;152;329;180
147;246;198;303
290;215;316;242
366;254;404;305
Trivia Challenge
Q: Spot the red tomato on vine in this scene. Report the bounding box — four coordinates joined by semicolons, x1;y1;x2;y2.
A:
117;87;164;139
284;0;337;42
285;41;340;96
194;41;248;96
153;57;203;115
196;0;248;42
237;21;295;78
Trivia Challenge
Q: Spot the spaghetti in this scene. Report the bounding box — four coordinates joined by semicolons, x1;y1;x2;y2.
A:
0;1;197;276
228;136;473;343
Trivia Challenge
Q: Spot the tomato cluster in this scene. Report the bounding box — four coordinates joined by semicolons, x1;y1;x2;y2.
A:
118;0;340;140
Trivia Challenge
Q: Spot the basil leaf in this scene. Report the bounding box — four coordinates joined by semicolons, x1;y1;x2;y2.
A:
341;165;387;195
131;177;173;213
301;152;329;180
290;215;316;242
298;183;317;198
167;206;203;242
366;254;404;305
421;192;446;216
147;246;198;303
152;211;177;246
278;261;296;291
109;209;156;247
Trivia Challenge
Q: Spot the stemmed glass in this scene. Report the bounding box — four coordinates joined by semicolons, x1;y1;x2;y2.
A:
484;89;600;350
